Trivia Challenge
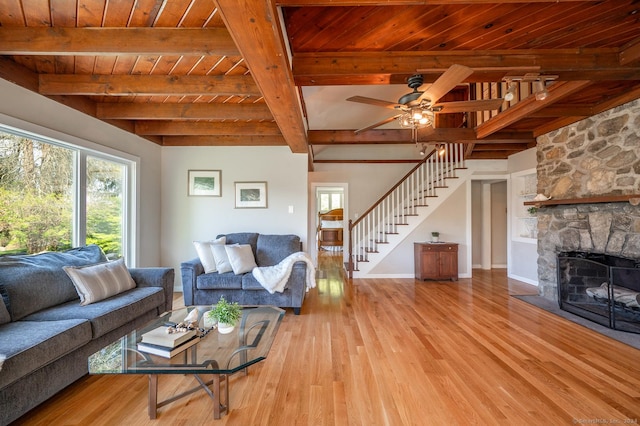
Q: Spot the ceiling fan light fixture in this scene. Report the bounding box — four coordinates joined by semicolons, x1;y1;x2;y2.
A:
398;108;433;130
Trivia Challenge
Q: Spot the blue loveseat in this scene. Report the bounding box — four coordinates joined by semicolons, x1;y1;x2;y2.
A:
0;245;174;425
181;233;310;315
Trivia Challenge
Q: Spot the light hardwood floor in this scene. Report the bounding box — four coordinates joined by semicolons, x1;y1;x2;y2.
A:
14;253;640;425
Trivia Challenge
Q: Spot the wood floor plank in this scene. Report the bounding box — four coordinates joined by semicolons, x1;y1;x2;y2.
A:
12;254;640;425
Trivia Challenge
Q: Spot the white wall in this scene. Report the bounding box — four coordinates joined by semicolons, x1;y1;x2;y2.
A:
0;79;163;267
161;146;308;286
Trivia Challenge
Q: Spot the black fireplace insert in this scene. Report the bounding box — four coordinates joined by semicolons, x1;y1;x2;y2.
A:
557;251;640;333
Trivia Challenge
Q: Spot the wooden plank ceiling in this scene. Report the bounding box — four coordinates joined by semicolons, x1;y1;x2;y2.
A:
0;0;638;160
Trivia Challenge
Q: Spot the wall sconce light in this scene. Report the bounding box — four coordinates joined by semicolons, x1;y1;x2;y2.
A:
419;144;426;156
437;144;446;156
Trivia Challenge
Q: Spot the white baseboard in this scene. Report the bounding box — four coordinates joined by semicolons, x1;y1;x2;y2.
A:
508;273;539;286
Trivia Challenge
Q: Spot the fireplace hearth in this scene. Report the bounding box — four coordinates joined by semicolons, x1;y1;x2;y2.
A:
557;252;640;334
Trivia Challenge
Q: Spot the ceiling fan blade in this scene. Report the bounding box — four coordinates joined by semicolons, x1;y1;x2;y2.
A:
354;115;400;134
418;64;474;104
434;99;504;113
347;96;401;110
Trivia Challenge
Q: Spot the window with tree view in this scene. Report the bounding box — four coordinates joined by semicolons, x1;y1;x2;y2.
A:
0;128;132;260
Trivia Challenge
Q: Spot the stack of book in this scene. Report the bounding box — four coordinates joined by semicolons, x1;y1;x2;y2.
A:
137;326;200;358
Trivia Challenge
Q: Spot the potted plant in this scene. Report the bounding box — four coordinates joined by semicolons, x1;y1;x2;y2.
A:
431;231;440;243
527;206;538;216
206;296;242;334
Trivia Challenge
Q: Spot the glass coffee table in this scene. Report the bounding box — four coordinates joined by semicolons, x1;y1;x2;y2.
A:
89;305;284;419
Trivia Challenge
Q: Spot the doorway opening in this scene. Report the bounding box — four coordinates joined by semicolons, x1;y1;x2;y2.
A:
316;186;344;253
471;179;507;270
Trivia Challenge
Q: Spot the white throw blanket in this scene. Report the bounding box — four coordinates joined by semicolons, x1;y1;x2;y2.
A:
252;251;316;294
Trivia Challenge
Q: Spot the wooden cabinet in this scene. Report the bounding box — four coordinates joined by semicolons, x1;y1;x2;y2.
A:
414;242;459;281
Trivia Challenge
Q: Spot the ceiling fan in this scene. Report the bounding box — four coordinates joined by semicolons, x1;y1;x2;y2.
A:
346;64;504;134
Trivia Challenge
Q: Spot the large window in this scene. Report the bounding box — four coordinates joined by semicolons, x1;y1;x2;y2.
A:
0;127;134;261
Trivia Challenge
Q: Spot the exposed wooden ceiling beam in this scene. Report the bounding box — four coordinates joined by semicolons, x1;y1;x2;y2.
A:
532;116;588;138
588;83;640;116
0;57;160;144
620;37;640;66
277;0;585;4
162;135;286;146
39;75;261;96
531;84;640;137
0;57;38;90
214;0;308;153
97;102;273;120
308;129;535;144
470;143;533;151
313;159;422;164
530;106;595;117
476;81;592;139
292;50;639;86
466;150;520;160
0;27;240;56
135;121;282;136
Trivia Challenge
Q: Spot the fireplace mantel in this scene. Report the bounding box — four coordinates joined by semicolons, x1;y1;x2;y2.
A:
524;194;640;208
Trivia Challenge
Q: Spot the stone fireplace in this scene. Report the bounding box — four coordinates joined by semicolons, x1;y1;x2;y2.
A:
535;99;640;316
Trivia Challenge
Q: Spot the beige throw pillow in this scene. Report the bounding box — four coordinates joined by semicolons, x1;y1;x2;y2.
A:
193;236;226;273
211;243;234;274
225;244;258;275
63;258;135;306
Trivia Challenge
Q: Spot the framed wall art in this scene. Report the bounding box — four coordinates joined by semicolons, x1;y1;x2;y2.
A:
235;181;267;208
188;170;221;197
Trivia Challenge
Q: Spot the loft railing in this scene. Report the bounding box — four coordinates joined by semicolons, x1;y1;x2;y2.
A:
347;143;466;277
471;81;537;127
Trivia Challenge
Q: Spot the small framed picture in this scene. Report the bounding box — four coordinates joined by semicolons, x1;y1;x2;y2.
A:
235;181;267;208
188;170;221;197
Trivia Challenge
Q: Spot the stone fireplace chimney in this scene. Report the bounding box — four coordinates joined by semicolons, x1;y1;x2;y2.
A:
535;99;640;300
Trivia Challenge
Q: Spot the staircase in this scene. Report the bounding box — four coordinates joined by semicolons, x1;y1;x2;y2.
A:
348;143;470;278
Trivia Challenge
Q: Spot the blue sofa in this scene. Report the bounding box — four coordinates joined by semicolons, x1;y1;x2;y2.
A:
181;233;309;315
0;245;174;425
